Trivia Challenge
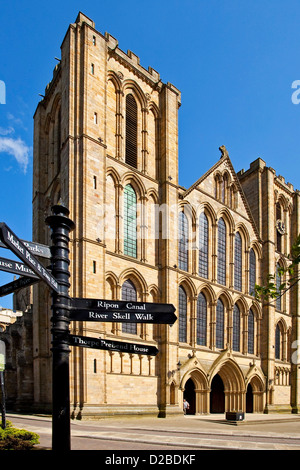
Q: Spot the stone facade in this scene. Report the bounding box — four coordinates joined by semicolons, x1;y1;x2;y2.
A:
2;12;300;417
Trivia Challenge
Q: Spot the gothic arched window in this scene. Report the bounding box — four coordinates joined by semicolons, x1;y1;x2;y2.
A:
276;263;282;311
234;232;242;291
178;212;188;271
199;212;208;278
216;299;224;349
125;93;137;168
275;323;281;359
249;249;256;296
217;218;226;285
197;292;207;346
276;203;282;252
124;184;137;258
179;286;187;343
233;304;240;352
122;279;137;334
248;309;254;354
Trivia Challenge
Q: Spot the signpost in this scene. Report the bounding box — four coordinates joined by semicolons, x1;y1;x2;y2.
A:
0;340;6;429
0;206;177;451
0;239;51;259
68;334;159;356
0;256;39;279
0;223;59;293
69;299;176;325
0;276;39;297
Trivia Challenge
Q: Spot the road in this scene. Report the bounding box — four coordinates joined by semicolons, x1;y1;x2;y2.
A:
4;412;300;454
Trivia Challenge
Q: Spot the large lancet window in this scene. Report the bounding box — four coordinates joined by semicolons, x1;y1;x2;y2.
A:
233;304;240;352
276;263;282;311
248;309;254;354
275;323;281;359
124;184;137;258
217;218;226;285
276;203;282;252
178;212;189;271
179;286;187;343
199;212;208;278
122;280;137;334
234;232;242;291
216;299;224;349
249;249;256;295
197;292;207;346
125;94;137;168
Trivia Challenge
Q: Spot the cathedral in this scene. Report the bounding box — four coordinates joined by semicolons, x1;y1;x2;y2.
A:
2;12;300;418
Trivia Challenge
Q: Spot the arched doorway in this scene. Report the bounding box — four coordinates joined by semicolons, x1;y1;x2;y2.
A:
210;374;225;413
246;383;253;413
184;378;196;414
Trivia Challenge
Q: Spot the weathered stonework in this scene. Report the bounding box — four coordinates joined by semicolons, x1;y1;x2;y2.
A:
2;12;300;417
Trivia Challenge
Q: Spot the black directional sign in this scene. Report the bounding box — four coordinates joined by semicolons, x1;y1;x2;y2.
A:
0;222;59;293
0;256;39;279
0;239;51;259
68;334;158;356
70;298;177;324
0;276;39;297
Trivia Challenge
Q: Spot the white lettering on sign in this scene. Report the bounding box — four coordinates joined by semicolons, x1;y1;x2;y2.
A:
112;312;130;320
126;303;146;310
97;301;120;309
88;311;108;319
7;231;24;255
134;313;154;320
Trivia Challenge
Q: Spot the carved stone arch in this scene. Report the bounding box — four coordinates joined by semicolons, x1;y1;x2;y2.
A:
249;241;262;260
106;166;121;186
148;284;160;302
146;187;159;204
181;367;209;391
287;201;293;216
121;172;146;200
217;289;234;310
196;202;216;224
276;316;288;334
178;276;197;299
180;200;197;226
105;271;119;300
245;368;265;413
222;169;232;183
180;365;210;414
197;283;217;304
148;101;160;119
107;70;122;91
235;222;250;248
122;79;147;109
277;255;288;271
234;295;248;313
209;355;246;412
217;208;235;233
249;300;262;320
276;193;288;211
119;268;148;300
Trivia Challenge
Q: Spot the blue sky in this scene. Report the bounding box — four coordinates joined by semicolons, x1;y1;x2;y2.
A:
0;0;300;308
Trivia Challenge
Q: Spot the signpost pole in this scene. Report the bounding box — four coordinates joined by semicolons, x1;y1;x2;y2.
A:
46;204;75;452
0;340;6;429
0;371;6;429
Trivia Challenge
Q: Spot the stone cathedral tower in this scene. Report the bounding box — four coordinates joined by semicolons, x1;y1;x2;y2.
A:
32;12;181;417
2;12;300;418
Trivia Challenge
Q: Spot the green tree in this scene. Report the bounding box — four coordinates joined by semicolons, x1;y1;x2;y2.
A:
255;234;300;302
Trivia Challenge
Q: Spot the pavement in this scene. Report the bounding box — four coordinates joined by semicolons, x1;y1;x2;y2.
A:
5;411;300;451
